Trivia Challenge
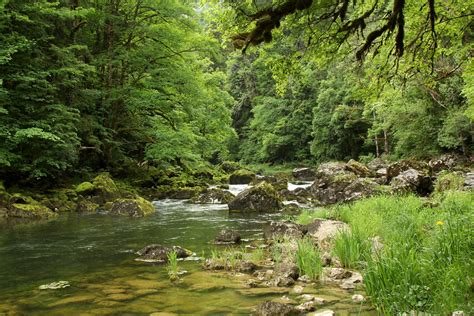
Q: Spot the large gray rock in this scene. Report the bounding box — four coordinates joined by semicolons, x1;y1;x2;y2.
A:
228;182;282;212
292;167;316;181
391;168;433;196
345;159;375;177
367;158;388;171
464;172;474;190
135;244;193;263
429;154;470;172
254;301;301;316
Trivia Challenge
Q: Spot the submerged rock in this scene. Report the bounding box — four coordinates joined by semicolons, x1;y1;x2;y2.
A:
107;196;155;217
203;258;256;273
214;229;241;244
135;244;193;263
229;169;256;184
189;188;235;204
254;301;301;316
292;168;316;181
228;182;282;212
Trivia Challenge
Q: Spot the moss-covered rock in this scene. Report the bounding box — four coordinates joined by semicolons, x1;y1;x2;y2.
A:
189;188;235;204
345;159;375;177
229;169;256;184
386;160;431;181
92;173;120;203
108;196;155;217
251;175;288;191
228;182;282;212
75;182;95;195
7;194;57;219
76;199;100;213
220;161;243;173
0;181;9;216
43;189;78;212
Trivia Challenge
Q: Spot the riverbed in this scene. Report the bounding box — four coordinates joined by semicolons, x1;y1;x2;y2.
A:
0;185;375;315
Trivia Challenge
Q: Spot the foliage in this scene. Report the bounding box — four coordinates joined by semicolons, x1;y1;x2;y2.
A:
0;0;237;183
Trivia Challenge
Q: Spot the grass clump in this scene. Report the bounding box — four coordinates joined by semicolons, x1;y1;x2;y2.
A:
335;192;473;314
295;237;322;280
166;251;179;281
332;229;370;269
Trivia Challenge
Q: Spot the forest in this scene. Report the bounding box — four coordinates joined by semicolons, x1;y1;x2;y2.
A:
0;0;473;315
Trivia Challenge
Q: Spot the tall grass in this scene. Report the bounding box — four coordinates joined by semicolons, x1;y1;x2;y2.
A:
293;192;473;314
332;229;370;269
295;237;322;280
166;251;179;281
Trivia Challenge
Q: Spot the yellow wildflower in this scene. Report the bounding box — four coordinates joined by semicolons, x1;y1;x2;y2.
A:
436;220;444;226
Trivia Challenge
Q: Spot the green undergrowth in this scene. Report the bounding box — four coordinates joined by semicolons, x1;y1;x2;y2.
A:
293;192;474;314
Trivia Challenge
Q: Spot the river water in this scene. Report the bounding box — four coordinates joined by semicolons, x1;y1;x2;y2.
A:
0;184;375;315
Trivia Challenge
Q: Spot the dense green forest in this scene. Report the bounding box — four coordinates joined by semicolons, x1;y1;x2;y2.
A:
0;0;472;185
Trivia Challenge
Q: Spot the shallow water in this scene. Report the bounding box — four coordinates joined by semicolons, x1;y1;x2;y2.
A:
0;193;375;315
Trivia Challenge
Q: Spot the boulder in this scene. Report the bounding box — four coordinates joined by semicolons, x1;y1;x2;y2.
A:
7;194;57;220
108;196;155;217
433;171;465;193
75;182;95;195
367;158;388;171
228;182;282;212
135;244;193;263
292;168;316;181
252;176;288;191
264;221;306;240
306;219;350;250
91;173;120;204
309;173;379;205
345;160;375;177
391;168;433;196
76;199;99;213
189;188;234;204
429;154;469;173
220;161;242;173
386;160;431;181
229;169;256;184
203;258;256;273
214;229;241;244
254;301;301;316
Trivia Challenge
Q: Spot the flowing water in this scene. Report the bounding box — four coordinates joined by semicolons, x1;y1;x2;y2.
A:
0;185;376;315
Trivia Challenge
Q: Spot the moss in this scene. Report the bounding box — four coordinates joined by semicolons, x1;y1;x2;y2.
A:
93;173;119;193
42;189;78;212
8;194;57;219
229;169;256;184
76;199;99;213
75;182;95;195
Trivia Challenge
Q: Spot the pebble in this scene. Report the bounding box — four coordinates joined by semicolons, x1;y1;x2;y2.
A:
352;294;365;303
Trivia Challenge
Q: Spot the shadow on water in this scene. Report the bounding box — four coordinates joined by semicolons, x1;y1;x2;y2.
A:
0;192;376;315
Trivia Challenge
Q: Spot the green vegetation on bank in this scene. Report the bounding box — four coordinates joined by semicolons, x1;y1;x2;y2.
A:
293;192;474;314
